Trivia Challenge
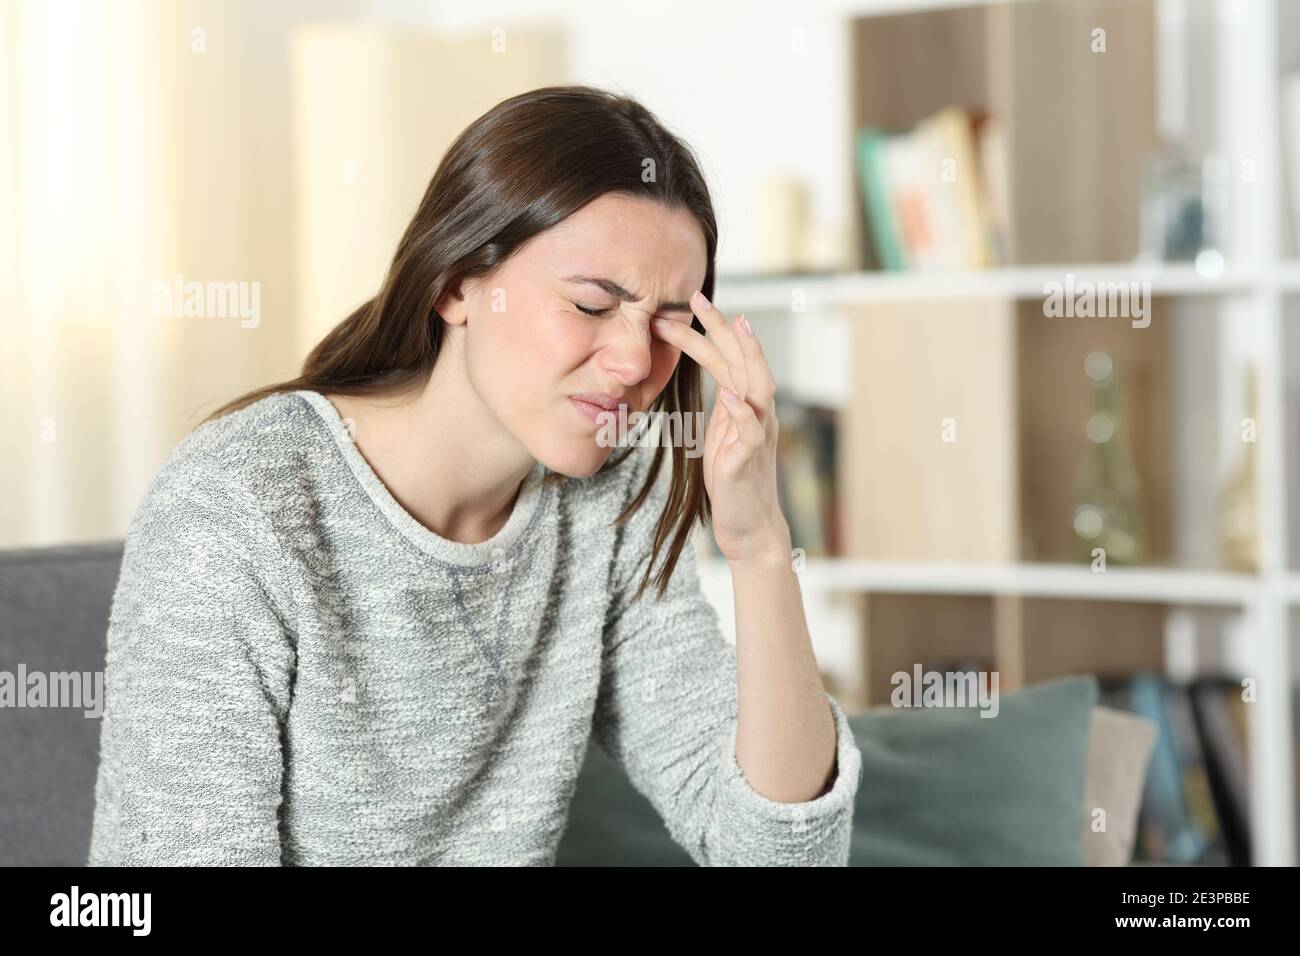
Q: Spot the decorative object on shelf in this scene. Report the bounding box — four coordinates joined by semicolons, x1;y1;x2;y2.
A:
1069;351;1146;566
1219;363;1259;573
1136;145;1230;275
754;174;810;274
803;218;855;274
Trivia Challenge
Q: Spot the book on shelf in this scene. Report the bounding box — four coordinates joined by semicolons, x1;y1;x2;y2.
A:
854;106;1008;272
1112;675;1212;864
775;398;839;560
1188;677;1252;867
1101;673;1248;866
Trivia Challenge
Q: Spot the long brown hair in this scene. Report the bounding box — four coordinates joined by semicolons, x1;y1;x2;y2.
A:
200;84;716;601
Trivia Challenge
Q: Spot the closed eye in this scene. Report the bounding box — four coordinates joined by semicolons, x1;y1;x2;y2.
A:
575;302;691;323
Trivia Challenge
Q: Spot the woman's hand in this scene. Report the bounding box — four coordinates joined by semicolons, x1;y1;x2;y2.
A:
650;290;791;567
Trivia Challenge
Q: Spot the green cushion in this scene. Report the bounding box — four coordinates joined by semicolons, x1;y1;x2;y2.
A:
848;674;1097;865
556;674;1097;866
555;738;695;867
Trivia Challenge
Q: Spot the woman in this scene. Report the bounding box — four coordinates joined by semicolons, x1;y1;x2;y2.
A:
88;85;862;866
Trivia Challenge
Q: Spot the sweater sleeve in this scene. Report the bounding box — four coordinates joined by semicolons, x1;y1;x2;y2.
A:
88;457;298;866
590;446;862;866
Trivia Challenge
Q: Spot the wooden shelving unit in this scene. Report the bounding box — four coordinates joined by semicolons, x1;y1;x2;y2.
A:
699;0;1299;867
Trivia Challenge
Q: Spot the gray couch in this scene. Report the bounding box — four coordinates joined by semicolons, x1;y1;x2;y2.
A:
0;542;123;864
1;541;1153;867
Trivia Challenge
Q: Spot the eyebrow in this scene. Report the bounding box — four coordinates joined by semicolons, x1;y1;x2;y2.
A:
561;274;695;315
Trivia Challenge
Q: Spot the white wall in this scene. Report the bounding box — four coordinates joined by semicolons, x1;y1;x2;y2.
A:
361;0;853;276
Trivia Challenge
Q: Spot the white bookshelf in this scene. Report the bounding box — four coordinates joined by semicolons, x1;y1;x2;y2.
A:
718;261;1265;310
703;0;1298;867
701;558;1261;606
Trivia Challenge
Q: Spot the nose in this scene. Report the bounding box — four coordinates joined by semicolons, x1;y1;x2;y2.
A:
599;317;654;387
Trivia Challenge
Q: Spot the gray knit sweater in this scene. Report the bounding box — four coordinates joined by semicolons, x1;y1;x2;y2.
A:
88;388;862;866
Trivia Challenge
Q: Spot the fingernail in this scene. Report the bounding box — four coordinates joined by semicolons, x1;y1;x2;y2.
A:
694;290;711;310
738;314;753;336
720;386;738;403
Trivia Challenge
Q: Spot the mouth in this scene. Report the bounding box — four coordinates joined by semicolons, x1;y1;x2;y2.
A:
569;391;626;426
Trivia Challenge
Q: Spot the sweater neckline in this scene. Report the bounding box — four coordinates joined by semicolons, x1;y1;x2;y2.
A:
292;388;549;568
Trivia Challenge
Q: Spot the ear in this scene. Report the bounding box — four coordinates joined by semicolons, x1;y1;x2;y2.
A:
435;277;477;327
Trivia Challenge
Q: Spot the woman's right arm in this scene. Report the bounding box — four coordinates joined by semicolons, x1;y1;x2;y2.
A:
88;460;298;866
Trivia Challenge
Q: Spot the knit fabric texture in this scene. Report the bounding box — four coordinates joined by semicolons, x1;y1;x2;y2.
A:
88;389;863;865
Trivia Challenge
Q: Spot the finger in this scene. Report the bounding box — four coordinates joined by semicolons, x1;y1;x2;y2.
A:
690;290;749;401
651;318;735;394
732;313;777;410
708;381;730;429
704;385;730;464
717;386;765;448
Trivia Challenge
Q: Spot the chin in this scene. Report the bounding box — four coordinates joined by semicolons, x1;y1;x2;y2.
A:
531;436;616;479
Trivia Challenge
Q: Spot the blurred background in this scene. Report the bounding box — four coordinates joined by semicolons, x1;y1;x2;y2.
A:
3;0;1300;867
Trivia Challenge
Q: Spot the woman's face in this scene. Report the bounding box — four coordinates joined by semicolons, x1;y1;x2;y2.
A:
446;193;708;478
